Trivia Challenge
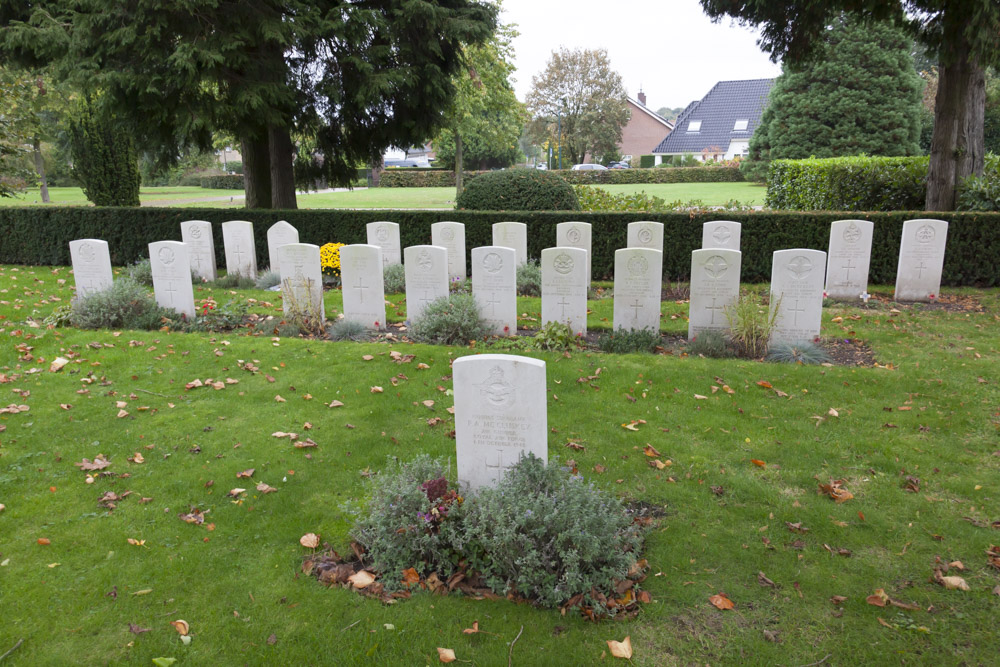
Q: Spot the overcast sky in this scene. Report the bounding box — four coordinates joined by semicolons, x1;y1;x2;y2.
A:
499;0;783;111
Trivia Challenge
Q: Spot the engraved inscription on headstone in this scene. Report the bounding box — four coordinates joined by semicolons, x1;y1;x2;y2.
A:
222;220;257;279
404;245;449;323
492;222;528;266
769;248;826;344
69;239;114;298
340;244;385;329
472;246;517;336
825;219;873;300
149;241;196;318
454;354;548;492
180;220;218;281
556;222;592;285
541;247;588;334
366;221;402;267
688;249;742;339
278;243;324;322
267;220;299;274
702;220;742;251
431;221;467;280
627;221;664;251
613;248;663;332
894;219;948;302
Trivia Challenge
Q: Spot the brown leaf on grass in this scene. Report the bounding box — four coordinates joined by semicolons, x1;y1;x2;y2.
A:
75;456;111;471
178;508;205;525
299;533;320;549
936;574;970;591
709;593;735;610
817;478;854;503
274;395;286;402
904;476;920;493
593;464;607;474
565;441;585;451
889;598;922;611
293;438;318;449
607;636;633;659
236;469;255;478
756;380;773;389
348;570;376;589
370;386;383;394
256;482;277;494
462;621;480;635
831;595;848;605
762;629;780;643
648;459;671;470
785;522;809;534
437;647;457;663
128;623;150;634
993;584;1000;597
170;619;190;635
401;567;420;587
37;537;51;545
622;420;645;431
272;431;298;440
987;545;1000;570
757;571;778;588
128;452;145;464
866;589;889;607
362;355;374;361
643;444;661;457
422;400;435;408
877;617;895;629
751;459;766;468
267;633;277;645
327;400;344;408
711;485;725;496
49;357;69;372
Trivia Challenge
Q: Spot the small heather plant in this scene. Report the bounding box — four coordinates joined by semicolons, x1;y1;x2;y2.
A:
255;269;281;290
766;340;831;365
327;318;369;342
70;277;172;330
724;289;780;359
382;263;406;294
409;293;488;345
183;298;249;332
125;258;153;286
532;321;584;351
687;330;734;358
596;327;660;353
516;259;541;296
209;273;257;289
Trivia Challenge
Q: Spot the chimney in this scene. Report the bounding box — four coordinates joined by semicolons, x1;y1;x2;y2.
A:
638;90;646;107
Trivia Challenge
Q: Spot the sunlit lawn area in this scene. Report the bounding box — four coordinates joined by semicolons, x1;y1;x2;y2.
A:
0;186;247;207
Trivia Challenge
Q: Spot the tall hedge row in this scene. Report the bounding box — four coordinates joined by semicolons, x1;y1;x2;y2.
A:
378;166;743;188
2;207;999;286
766;156;930;211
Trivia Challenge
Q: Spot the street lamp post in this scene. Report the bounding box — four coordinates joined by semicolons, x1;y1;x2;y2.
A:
557;97;566;170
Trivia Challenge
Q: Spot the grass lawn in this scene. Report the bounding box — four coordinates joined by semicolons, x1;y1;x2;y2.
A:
0;186;248;208
1;265;999;665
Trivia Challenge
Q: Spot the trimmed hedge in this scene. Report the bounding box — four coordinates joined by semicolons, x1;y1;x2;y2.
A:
639;155;655;168
457;169;579;211
766;156;929;211
379;170;483;188
548;166;743;185
200;174;245;190
4;207;999;286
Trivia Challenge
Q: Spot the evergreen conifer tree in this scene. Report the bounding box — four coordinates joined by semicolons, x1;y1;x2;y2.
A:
68;97;141;207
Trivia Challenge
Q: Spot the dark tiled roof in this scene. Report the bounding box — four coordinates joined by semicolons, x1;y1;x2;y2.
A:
652;78;774;154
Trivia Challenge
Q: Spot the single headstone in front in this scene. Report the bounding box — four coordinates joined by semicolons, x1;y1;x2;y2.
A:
769;249;827;345
556;221;592;285
222;220;257;279
339;244;385;330
702;220;742;251
825;219;873;301
278;243;324;322
180;220;218;282
894;218;948;302
627;221;664;252
69;239;113;298
404;245;449;323
149;241;196;319
454;354;548;492
431;221;467;281
492;222;528;266
366;221;402;267
688;249;742;340
612;247;663;332
267;220;299;273
472;246;517;336
541;247;588;334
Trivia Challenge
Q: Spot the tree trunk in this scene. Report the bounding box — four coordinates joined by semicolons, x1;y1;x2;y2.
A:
241;133;272;209
925;31;986;210
268;125;298;209
32;135;50;203
454;132;464;197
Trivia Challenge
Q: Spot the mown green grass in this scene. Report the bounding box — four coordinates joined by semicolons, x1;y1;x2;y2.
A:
1;265;998;665
0;187;248;208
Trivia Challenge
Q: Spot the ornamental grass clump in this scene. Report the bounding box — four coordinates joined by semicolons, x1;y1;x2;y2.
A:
766;340;831;365
516;259;541;296
70;277;173;330
382;263;406;294
457;455;644;614
352;456;465;588
596;327;661;354
409;293;488;345
255;269;281;290
725;289;780;359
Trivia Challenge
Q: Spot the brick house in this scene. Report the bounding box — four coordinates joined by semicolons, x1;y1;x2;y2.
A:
618;92;674;165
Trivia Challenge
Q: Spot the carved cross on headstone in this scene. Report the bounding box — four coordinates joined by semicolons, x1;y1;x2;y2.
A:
841;259;856;282
787;299;807;326
484;448;507;478
233;245;247;267
706;297;724;325
162;281;177;305
558;296;570;317
419;289;434;305
354;276;368;304
915;261;928;279
81;277;98;292
485;292;501;316
630;299;643;319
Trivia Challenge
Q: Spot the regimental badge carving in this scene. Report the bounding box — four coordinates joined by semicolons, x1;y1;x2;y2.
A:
482;252;503;274
553;253;575;275
418;249;434;272
703;255;728;279
475;366;515;409
79;243;96;263
158;246;176;266
566;226;582;244
712;226;732;244
842;222;862;243
376;225;389;242
637;228;653;244
627;253;648;276
787;255;813;279
441;227;456;242
189;225;203;240
916;224;936;244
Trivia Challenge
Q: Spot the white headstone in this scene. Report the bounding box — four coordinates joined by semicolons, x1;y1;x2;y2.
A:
366;221;402;267
454;354;548;492
612;248;663;332
340;244;385;330
769;249;827;344
222;220;257;279
472;246;517;336
404;245;449;323
149;241;196;319
825;219;873;301
627;221;664;251
267;220;299;273
556;221;592;285
894;219;948;302
702;220;742;251
180;220;217;282
492;222;528;266
69;239;113;298
278;243;324;322
541;247;588;334
688;249;742;339
431;221;466;281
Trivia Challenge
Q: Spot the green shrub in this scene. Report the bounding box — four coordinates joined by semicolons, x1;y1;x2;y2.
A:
379;170;480;188
184;298;249;332
766;156;929;210
254;269;281;290
549;165;742;185
687;330;733;358
531;321;583;351
70;277;172;330
409;293;488;344
766;340;831;365
957;158;1000;211
724;289;780;359
327;319;369;341
352;456;465;587
639;155;655;168
456;168;579;211
516;259;541;296
457;454;644;614
68;96;141;207
125;258;153;286
208;273;257;289
596;328;661;353
383;263;406;294
200;174;244;189
574;185;667;212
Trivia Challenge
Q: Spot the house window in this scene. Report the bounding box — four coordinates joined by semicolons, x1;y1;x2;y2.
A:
733;119;749;131
687;120;702;132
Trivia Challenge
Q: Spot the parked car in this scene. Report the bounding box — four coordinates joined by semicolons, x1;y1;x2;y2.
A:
535;163;548;170
608;161;630;169
570;163;608;171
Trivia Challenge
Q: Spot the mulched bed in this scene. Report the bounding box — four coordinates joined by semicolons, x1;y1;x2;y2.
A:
821;337;877;367
830;291;985;313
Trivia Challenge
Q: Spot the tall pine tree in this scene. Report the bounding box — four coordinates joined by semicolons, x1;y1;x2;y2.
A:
68;97;141;207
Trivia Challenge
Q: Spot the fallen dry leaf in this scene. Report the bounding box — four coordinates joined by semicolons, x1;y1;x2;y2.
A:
116;409;129;419
751;459;766;468
643;444;661;457
327;400;344;408
170;619;190;636
49;357;69;372
694;394;708;400
299;533;320;549
128;452;145;464
274;395;286;403
370;386;383;394
256;482;277;494
362;355;374;361
607;636;633;659
709;593;735;610
437;647;457;663
401;567;420;586
938;575;970;591
348;570;376;589
236;469;255;478
37;537;51;545
817;478;854;503
422;400;435;408
75;456;111;471
866;589;889;607
831;595;847;605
